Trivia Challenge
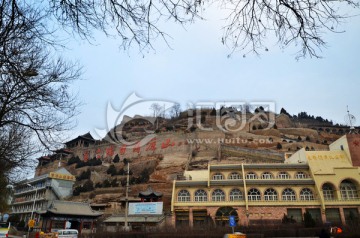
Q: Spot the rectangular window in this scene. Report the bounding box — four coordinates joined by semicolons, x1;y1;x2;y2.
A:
306;208;322;224
325;208;341;224
287;208;302;223
344;208;359;225
175;210;189;228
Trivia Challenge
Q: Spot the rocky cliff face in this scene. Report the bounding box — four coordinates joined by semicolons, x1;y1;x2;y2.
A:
35;112;351;212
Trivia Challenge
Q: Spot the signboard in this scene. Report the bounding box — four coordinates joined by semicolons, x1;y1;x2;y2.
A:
28;219;35;228
229;216;236;227
128;202;163;215
49;172;76;181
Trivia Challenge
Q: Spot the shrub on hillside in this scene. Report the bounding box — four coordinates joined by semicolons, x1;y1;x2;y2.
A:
77;169;91;181
107;164;117;176
102;179;111;188
111;178;118;187
73;180;94;196
75;157;102;169
67;156;81;165
113;154;120;163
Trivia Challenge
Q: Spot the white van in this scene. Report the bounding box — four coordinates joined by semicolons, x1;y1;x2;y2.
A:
0;222;10;238
56;229;78;238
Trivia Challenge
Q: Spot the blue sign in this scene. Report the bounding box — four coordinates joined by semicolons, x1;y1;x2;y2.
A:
229;215;236;227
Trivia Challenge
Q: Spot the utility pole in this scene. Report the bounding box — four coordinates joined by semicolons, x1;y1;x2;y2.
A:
27;184;38;238
124;162;130;231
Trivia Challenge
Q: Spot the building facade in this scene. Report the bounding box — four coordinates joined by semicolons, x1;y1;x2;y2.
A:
171;135;360;227
11;168;75;222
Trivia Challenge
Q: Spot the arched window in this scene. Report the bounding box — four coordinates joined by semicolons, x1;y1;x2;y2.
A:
340;180;358;200
212;173;224;180
248;188;261;201
212;189;225;201
246;172;258;179
228;172;241;180
322;183;335;200
295;172;308;179
261;172;273;179
194;189;208;202
277;172;290;179
177;190;191;202
282;188;296;201
300;188;314;200
264;188;278;201
229;189;243;201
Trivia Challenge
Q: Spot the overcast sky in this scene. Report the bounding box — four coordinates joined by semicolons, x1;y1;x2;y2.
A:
61;5;360;140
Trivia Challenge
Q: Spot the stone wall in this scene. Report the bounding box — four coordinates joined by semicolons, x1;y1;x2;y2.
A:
221;145;284;162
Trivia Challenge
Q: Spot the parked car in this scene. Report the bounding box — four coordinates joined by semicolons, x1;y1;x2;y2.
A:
0;222;10;238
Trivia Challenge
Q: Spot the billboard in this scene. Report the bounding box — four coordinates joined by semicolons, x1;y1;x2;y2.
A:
128;202;163;215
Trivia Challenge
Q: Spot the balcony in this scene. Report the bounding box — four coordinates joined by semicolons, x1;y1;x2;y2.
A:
173;198;322;207
324;198;360;205
11;204;48;214
14;183;49;195
11;196;46;205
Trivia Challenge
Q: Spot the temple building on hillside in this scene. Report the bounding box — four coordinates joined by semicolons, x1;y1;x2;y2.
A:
139;187;163;202
38;200;102;234
171;134;360;228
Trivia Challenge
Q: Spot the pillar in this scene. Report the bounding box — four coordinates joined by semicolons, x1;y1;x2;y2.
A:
189;208;193;228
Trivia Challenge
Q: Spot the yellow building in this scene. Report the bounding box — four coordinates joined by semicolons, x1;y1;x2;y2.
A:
171;135;360;227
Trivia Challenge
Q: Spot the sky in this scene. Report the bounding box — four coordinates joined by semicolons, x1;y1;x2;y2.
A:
60;4;360;141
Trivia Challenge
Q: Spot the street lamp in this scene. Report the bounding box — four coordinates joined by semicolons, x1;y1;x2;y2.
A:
124;162;130;231
27;184;38;238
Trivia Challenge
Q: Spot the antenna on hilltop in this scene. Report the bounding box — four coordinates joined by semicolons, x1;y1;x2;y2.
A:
345;106;356;134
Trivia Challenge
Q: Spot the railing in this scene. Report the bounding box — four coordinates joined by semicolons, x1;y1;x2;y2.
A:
14;184;48;195
12;196;46;205
12;204;48;214
174;198;321;203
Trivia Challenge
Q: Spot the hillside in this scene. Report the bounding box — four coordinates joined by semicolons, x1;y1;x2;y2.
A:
35;109;358;213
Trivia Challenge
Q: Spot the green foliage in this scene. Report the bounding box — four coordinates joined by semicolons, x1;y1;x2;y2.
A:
107;164;117;176
67;156;81;165
113;154;120;163
139;168;150;183
166;125;174;131
303;211;316;227
282;214;296;224
8;214;20;224
102;179;111;188
73;179;94;196
18;220;25;228
89;192;96;199
95;182;102;188
111;178;118;187
77;169;91;181
280;108;292;117
189;125;196;132
75;157;102;169
0;175;9;212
